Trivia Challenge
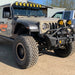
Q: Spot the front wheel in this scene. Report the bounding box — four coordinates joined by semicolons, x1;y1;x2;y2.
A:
54;43;74;57
13;36;39;69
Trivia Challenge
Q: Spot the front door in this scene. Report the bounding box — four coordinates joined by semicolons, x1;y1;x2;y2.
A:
0;7;12;37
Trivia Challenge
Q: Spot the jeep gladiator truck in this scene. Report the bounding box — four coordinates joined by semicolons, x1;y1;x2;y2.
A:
0;1;75;69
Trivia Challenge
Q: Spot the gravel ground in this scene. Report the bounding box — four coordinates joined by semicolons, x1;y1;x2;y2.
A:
0;40;75;75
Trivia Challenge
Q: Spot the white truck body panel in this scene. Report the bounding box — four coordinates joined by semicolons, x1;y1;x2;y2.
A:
47;7;66;17
0;0;27;6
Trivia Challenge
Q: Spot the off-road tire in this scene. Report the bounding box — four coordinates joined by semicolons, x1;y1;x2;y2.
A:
13;36;39;69
54;43;74;57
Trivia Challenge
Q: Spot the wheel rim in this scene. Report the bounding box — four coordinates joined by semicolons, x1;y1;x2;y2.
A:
16;43;26;60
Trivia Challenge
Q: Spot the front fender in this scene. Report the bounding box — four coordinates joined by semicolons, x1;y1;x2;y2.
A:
14;22;39;34
17;21;39;32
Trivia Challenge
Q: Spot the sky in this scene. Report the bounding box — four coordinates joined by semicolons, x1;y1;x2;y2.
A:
28;0;75;9
28;0;52;5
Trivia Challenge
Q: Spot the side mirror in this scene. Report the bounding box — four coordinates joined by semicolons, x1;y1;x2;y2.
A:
4;12;10;18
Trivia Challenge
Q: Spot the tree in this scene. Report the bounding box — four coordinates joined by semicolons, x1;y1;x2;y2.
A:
45;0;75;10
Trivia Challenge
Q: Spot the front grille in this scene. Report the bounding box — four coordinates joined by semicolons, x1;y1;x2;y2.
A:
49;23;58;29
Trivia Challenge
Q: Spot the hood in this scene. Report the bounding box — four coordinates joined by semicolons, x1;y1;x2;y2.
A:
16;16;60;25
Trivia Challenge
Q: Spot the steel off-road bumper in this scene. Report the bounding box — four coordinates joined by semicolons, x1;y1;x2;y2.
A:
46;34;74;47
44;27;75;48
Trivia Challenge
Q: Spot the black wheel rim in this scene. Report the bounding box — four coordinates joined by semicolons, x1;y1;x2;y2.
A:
16;43;26;60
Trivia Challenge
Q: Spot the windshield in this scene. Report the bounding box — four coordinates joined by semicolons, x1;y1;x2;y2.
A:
52;12;63;19
63;11;71;20
13;7;46;17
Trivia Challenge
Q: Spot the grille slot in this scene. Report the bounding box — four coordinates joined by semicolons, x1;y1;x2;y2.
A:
49;23;58;29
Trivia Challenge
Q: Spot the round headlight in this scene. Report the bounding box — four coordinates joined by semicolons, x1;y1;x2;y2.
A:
58;20;64;26
66;20;72;26
42;23;49;30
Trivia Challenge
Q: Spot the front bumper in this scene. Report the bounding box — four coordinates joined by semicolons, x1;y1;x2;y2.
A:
46;34;74;47
44;27;75;48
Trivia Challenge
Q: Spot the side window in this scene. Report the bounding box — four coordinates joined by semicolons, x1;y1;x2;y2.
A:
3;7;11;18
52;12;63;19
63;12;71;20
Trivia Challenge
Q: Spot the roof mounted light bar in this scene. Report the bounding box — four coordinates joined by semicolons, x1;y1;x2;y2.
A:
15;2;42;8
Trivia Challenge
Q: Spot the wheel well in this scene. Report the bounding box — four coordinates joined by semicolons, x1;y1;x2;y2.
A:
14;23;29;35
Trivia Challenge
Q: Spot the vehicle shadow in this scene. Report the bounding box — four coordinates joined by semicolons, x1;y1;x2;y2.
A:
0;40;57;69
0;40;19;69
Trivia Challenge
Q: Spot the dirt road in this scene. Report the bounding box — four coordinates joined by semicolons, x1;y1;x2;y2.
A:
0;40;75;75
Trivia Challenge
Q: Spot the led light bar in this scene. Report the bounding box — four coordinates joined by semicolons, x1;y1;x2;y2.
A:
15;2;42;8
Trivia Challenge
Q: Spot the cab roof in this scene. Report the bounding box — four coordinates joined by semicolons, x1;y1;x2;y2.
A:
0;0;27;6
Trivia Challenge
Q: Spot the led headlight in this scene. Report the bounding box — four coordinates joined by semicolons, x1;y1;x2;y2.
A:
29;26;39;32
58;20;64;27
42;23;49;30
66;20;72;26
29;26;38;30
